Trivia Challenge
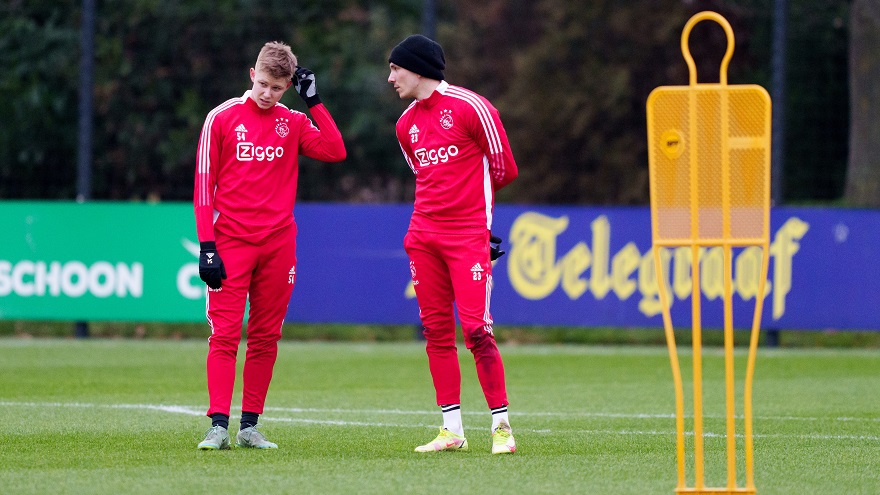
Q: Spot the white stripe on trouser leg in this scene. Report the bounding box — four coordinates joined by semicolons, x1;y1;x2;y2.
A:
483;274;493;334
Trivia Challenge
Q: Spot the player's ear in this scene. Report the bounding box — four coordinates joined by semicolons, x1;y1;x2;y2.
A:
249;68;256;82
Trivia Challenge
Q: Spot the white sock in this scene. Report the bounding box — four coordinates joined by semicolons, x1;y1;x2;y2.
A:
491;406;510;432
441;404;463;436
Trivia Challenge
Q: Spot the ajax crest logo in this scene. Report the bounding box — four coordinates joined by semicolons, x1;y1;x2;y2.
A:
439;109;454;129
275;117;290;138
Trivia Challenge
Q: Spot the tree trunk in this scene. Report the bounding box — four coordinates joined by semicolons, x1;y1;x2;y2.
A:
845;0;880;207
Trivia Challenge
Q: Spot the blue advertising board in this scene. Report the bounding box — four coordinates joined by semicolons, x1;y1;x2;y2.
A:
1;202;877;330
288;204;879;330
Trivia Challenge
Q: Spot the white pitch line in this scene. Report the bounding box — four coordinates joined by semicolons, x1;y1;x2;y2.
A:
0;401;205;416
1;401;878;441
267;417;428;428
2;401;879;423
525;428;880;442
262;406;674;419
264;406;880;424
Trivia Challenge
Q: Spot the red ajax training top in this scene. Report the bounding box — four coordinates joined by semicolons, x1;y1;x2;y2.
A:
194;91;346;244
395;81;518;234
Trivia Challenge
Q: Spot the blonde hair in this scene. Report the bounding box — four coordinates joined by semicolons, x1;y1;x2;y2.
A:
255;41;297;80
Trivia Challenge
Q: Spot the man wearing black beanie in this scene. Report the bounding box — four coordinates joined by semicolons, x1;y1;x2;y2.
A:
388;34;519;455
389;34;446;81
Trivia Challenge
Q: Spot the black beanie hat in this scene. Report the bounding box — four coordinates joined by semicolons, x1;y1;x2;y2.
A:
389;34;445;81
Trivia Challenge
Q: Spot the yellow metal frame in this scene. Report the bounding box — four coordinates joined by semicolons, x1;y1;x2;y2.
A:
646;11;772;495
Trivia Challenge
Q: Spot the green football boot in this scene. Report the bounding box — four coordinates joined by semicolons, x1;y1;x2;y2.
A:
491;421;516;454
414;428;469;452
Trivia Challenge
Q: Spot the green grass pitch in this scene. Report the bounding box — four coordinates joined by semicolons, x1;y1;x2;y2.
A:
1;339;878;494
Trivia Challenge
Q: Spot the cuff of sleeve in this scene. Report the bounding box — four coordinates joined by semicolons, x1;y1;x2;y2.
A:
305;95;322;108
200;241;217;251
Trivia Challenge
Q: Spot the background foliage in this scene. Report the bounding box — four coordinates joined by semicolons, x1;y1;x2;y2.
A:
0;0;865;205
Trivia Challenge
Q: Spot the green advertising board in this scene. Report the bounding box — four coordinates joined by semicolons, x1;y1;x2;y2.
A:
0;202;204;321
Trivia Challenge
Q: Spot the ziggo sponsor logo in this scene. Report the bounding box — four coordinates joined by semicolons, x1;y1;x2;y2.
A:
237;142;284;161
414;145;458;166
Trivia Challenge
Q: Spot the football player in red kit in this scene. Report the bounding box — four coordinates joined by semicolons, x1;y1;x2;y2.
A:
194;41;346;450
388;34;519;454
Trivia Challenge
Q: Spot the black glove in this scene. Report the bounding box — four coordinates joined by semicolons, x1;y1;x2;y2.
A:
294;66;321;107
199;241;227;290
490;234;505;261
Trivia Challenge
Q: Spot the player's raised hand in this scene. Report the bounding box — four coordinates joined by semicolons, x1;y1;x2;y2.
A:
199;241;227;290
294;66;321;107
490;234;505;261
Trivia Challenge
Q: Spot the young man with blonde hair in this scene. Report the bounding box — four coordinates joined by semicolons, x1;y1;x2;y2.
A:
388;34;519;454
194;41;346;450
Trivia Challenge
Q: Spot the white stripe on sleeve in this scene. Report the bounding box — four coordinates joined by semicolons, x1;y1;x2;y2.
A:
196;95;245;207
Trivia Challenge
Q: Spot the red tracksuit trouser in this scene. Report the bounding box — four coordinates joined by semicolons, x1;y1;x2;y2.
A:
404;229;509;409
205;225;297;417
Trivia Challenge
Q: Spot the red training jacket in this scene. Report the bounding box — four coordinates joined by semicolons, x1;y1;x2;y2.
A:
194;91;346;244
395;81;518;234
